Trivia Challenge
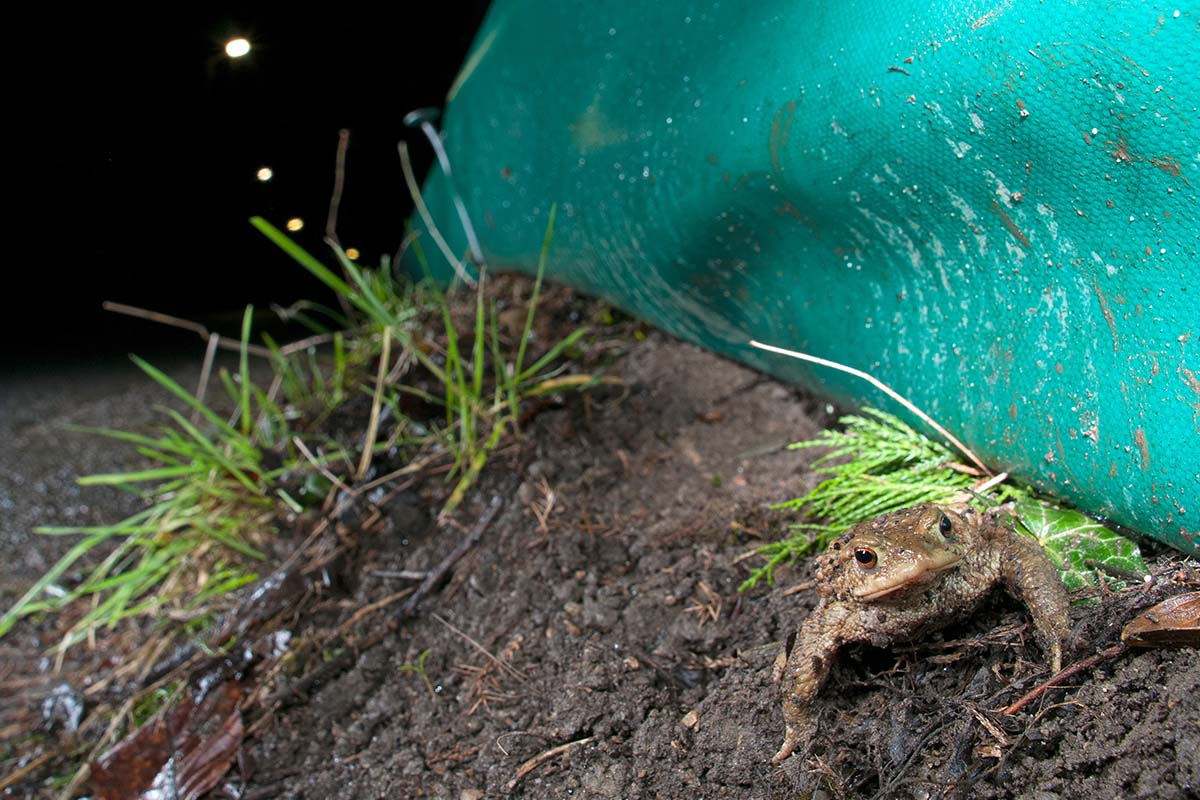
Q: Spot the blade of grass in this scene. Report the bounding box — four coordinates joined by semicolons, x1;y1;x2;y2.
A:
63;425;165;449
472;271;486;399
161;409;262;495
513;204;556;383
0;529;121;636
356;327;393;481
239;306;254;437
251;216;355;298
78;465;203;485
516;327;589;384
330;242;407;329
333;332;346;404
206;527;267;560
131;355;243;445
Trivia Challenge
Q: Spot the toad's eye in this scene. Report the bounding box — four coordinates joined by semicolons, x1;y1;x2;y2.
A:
853;547;877;569
938;514;953;535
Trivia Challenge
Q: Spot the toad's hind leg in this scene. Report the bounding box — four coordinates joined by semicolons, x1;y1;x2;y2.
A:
773;605;848;763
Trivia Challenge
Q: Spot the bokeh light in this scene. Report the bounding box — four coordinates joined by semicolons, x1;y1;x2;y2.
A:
225;37;251;58
256;167;273;182
286;217;304;232
345;248;361;260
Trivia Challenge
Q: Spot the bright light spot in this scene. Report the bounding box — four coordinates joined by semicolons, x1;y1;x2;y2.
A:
286;217;304;232
256;167;273;182
345;247;360;260
225;37;251;58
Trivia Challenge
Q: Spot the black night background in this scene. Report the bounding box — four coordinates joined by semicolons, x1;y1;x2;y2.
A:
11;5;492;366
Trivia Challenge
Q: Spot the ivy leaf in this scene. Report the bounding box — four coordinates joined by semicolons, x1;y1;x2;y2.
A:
1012;497;1147;591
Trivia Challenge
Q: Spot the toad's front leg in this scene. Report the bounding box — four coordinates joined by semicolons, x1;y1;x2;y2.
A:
773;604;850;763
993;523;1070;672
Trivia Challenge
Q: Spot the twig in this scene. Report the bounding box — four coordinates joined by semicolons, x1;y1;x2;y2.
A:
505;736;594;792
397;141;475;286
732;546;767;565
356;326;392;481
1083;559;1147;583
371;569;428;581
783;580;815;597
276;516;335;576
396;495;504;621
108;301;341;364
326;129;349;248
867;723;944;800
55;694;138;800
292;436;354;496
0;674;57;691
949;471;1012;505
384;347;413;385
304;452;443;540
335;588;415;636
393;229;420;272
494;730;544;757
278;331;339;356
355;452;441;495
192;332;220;425
432;612;527;681
323;128;356;323
972;471;1009;495
748;340;990;474
103;302;272;358
0;751;52;792
1001;642;1126;715
256;370;285;437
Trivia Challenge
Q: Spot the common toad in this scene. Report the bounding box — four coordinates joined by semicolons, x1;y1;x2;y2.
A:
773;502;1069;763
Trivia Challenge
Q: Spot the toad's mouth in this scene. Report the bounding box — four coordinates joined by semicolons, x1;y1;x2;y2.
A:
852;551;962;601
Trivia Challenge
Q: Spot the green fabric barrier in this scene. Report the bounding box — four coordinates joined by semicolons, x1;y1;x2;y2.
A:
407;0;1199;554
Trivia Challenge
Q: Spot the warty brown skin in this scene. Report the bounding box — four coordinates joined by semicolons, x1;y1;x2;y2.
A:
772;503;1069;764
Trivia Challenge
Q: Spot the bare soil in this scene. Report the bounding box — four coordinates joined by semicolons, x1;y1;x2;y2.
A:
244;335;1199;799
3;305;1198;799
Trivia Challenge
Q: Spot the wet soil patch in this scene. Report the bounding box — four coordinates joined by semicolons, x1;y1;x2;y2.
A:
242;335;1199;799
4;302;1198;799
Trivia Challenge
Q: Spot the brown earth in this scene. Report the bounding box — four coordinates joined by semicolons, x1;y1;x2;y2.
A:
3;308;1198;799
242;334;1199;799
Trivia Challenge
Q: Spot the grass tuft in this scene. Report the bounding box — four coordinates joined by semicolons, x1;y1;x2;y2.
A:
0;345;278;647
3;212;604;654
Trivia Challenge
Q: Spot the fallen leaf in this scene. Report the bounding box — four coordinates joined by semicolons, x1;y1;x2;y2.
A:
1121;592;1200;648
91;680;244;800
